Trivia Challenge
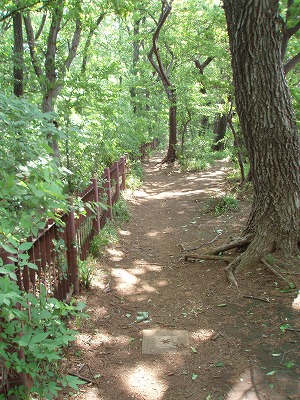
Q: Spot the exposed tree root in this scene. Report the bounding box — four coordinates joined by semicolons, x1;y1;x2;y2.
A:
261;258;292;287
210;234;253;255
183;232;295;287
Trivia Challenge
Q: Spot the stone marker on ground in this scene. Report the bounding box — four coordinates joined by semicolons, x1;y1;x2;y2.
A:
142;329;189;354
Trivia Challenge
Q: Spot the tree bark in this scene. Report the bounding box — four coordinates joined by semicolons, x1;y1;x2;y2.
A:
212;114;226;151
13;11;24;97
223;0;300;271
24;4;82;160
148;0;177;162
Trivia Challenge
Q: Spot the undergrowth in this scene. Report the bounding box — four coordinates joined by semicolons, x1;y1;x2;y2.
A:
206;194;239;216
89;196;130;260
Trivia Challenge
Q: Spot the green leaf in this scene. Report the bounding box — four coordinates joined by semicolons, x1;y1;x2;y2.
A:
19;242;33;251
191;373;198;380
191;347;197;353
30;332;49;344
135;311;149;322
28;263;38;270
289;282;295;289
215;362;224;367
284;361;295;368
266;370;276;376
1;244;18;254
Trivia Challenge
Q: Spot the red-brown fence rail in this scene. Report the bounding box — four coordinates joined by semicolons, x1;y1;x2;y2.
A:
0;139;158;396
2;156;126;302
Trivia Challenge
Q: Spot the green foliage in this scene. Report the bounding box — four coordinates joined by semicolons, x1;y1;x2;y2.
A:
78;256;97;289
90;197;130;257
206;194;239;216
126;160;145;189
0;267;87;399
113;196;131;222
178;133;225;172
89;221;119;258
0;92;68;241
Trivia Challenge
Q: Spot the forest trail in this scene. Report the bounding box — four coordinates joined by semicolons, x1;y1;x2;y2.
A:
60;151;300;400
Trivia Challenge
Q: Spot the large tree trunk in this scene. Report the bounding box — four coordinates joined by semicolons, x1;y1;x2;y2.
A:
223;0;300;272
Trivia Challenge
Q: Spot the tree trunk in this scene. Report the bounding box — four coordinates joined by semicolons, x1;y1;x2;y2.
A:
212;114;226;151
166;101;177;162
223;0;300;271
13;11;23;97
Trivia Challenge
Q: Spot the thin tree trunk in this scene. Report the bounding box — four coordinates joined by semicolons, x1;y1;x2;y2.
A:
13;11;23;97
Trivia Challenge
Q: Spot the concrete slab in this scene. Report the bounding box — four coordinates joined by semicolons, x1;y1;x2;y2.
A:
142;329;189;354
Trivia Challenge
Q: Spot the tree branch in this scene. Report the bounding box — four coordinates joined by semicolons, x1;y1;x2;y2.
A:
81;13;105;74
193;57;213;74
148;0;173;97
64;19;82;73
0;0;53;22
284;51;300;74
35;13;47;40
23;14;43;78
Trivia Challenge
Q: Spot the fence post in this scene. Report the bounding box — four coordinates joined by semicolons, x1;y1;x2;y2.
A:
67;209;79;294
114;161;120;201
104;167;113;220
120;156;126;190
91;178;101;233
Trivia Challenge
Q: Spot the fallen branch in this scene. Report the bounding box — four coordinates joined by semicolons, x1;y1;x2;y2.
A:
180;232;223;252
184;254;234;262
285;327;300;332
69;372;97;385
243;295;270;303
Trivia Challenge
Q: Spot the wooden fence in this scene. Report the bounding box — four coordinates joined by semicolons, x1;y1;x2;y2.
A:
0;138;158;396
1;157;126;303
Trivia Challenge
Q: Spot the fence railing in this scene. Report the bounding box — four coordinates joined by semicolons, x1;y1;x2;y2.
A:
0;138;159;396
2;157;126;303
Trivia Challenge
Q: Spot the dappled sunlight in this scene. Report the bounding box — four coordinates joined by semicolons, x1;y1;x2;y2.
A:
112;268;139;291
147;230;160;237
119;229;131;236
123;363;167;400
292;292;300;310
149;188;205;200
191;329;215;342
75;331;134;351
106;247;124;261
133;260;164;272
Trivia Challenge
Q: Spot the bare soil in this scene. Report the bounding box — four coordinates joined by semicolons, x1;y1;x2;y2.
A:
58;152;300;400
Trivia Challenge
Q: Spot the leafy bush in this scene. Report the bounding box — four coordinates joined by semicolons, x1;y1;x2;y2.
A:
78;256;97;289
206;194;239;215
125;160;145;189
0;265;87;399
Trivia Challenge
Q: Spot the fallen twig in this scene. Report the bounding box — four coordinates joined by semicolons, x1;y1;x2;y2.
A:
69;372;97;385
184;254;234;262
285;327;300;332
180;232;223;252
243;295;270;303
184;391;197;398
110;301;133;312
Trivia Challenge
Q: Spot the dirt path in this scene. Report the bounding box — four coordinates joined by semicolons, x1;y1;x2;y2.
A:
60;152;300;400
